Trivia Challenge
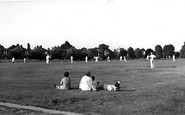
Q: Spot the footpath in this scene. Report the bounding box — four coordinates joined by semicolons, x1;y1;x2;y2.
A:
0;102;82;115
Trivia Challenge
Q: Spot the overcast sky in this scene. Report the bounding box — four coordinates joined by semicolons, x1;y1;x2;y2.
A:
0;0;185;51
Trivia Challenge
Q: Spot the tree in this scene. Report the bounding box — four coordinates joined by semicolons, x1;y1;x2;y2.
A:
60;41;73;50
145;48;154;56
119;48;127;57
73;52;87;60
27;43;31;51
163;44;175;58
66;47;77;59
135;48;142;59
180;42;185;58
98;44;109;60
0;44;5;59
30;45;47;60
87;48;99;60
127;47;135;59
59;41;75;59
175;51;180;58
7;44;26;59
50;46;61;59
155;45;163;59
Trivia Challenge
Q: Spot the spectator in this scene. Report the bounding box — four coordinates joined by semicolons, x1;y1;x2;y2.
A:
54;72;71;90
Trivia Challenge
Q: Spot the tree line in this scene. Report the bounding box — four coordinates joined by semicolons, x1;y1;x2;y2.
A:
1;41;185;60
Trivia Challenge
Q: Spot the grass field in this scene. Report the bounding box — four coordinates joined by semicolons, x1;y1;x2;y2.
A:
1;59;185;115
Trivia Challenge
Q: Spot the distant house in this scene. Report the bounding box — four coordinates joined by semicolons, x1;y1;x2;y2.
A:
30;45;48;60
0;45;6;59
7;45;27;59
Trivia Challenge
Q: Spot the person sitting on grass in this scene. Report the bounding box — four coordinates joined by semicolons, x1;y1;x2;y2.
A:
103;81;121;91
79;72;93;91
54;72;71;90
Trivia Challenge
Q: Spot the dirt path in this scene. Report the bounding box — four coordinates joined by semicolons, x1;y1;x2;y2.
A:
0;102;82;115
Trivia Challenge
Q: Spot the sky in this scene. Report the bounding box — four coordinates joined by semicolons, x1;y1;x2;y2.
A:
0;0;185;51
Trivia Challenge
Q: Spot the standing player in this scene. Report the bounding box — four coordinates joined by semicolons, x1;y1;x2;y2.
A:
94;57;99;62
85;56;88;63
172;54;175;62
149;52;156;69
46;54;50;64
124;56;127;62
24;58;26;63
70;56;73;63
107;56;110;62
12;57;15;64
120;56;123;61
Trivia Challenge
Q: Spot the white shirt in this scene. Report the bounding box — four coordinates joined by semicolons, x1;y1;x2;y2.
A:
107;85;117;91
79;75;92;91
150;54;156;61
46;55;50;60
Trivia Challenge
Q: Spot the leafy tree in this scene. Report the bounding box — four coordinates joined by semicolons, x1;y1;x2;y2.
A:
73;52;87;60
60;41;73;50
109;49;118;59
72;48;88;60
145;48;154;56
175;51;180;58
27;43;31;50
7;44;26;59
66;47;77;59
135;48;142;59
30;45;47;60
155;45;163;59
59;41;75;59
105;49;115;59
163;44;175;58
79;47;88;53
180;42;185;58
0;44;5;59
119;48;127;57
98;44;109;60
127;47;135;59
50;46;61;59
87;48;99;60
141;48;146;58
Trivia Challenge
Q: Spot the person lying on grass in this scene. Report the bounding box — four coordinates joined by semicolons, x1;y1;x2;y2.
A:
54;72;71;90
97;81;121;91
103;81;121;91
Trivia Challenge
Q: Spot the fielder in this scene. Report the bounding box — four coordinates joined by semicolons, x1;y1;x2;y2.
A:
149;52;156;69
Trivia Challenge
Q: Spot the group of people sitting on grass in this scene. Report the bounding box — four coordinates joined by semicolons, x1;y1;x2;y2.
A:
54;71;121;91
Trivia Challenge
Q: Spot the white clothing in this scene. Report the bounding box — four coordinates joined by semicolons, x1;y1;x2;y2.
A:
12;58;15;63
173;55;175;62
104;84;117;91
85;56;88;63
149;54;156;68
79;75;92;91
107;57;110;62
124;56;127;62
107;85;117;91
120;56;123;61
70;56;73;63
24;58;26;63
94;57;99;62
46;55;50;64
146;55;149;60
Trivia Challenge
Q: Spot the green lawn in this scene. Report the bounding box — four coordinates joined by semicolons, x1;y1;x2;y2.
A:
1;59;185;115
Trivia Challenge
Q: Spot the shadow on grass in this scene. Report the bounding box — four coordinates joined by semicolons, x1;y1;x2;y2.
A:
157;66;177;68
69;87;79;90
118;89;136;92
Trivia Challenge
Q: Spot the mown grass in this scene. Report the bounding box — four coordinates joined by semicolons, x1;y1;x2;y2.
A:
1;59;185;115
